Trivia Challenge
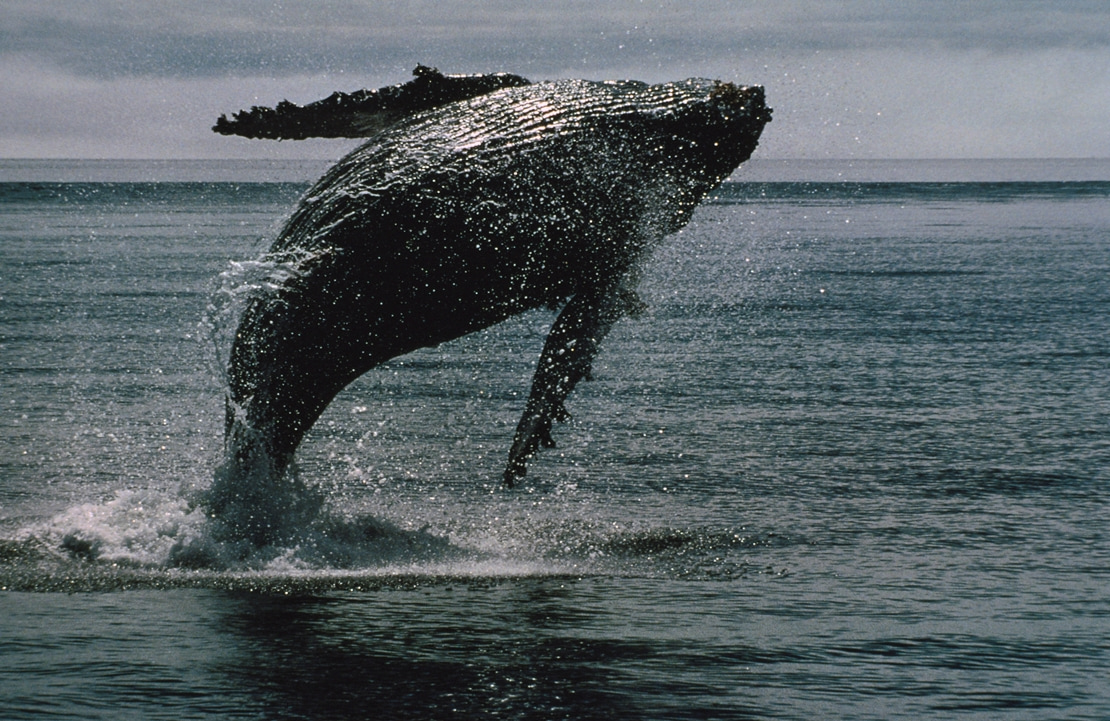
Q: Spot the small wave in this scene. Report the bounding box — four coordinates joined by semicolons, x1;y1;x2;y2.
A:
586;526;776;557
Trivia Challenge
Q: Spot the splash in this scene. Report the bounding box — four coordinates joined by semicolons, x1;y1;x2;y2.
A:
1;479;776;592
200;252;319;385
10;486;475;578
199;249;339;547
201;444;326;549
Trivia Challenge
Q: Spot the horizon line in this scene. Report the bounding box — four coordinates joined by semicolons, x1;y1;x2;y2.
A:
3;156;1110;163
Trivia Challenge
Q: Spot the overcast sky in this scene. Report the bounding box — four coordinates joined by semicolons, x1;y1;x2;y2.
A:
2;0;1108;160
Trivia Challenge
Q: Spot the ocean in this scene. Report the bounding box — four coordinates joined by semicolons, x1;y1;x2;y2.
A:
1;158;1108;719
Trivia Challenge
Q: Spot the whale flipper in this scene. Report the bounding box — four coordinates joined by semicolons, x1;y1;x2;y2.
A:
213;65;531;139
504;287;648;486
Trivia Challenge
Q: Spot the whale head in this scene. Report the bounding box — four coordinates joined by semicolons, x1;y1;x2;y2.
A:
633;78;772;190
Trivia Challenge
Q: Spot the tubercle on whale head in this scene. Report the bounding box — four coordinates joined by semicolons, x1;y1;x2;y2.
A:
640;79;771;143
709;82;773;124
634;79;770;191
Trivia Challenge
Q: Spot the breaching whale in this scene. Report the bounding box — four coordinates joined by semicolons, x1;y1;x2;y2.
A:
210;66;770;540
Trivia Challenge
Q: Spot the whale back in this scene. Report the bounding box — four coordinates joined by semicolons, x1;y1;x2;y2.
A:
275;77;769;268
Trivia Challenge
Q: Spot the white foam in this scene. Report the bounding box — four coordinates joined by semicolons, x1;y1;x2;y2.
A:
17;485;573;579
25;489;209;568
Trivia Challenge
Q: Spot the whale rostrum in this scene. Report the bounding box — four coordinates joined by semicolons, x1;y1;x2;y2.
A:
211;66;770;537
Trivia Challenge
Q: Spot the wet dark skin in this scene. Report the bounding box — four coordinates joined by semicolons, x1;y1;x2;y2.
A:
214;66;771;501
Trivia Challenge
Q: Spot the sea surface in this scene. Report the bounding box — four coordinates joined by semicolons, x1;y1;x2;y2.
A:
1;158;1108;719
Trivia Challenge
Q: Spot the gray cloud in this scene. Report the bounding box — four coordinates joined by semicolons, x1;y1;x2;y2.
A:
6;1;1108;80
2;1;1108;159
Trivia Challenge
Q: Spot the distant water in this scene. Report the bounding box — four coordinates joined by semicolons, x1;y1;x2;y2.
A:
1;158;1108;719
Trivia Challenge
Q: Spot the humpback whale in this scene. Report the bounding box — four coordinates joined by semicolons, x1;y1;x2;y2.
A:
211;66;770;541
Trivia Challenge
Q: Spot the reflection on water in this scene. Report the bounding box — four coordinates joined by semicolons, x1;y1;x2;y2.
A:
217;583;639;720
3;579;787;720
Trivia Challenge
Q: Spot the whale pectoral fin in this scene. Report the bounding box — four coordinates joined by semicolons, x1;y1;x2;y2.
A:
503;288;631;486
213;65;531;140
